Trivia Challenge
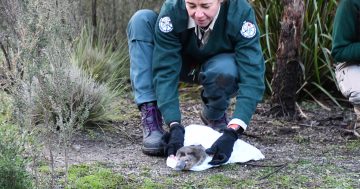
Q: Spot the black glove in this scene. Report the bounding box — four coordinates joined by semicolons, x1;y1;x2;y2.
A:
161;123;185;156
205;128;238;165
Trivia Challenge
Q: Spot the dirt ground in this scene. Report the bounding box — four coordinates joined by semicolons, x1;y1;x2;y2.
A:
58;94;360;188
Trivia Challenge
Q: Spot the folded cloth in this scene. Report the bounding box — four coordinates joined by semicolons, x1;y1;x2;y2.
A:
166;124;265;171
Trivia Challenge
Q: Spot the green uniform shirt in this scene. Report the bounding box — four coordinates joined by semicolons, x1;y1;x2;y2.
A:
332;0;360;62
153;0;265;125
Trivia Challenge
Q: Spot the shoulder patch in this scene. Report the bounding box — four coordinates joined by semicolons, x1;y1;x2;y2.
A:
159;16;173;33
240;21;256;38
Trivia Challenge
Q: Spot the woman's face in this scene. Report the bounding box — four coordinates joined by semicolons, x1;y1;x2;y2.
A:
185;0;222;28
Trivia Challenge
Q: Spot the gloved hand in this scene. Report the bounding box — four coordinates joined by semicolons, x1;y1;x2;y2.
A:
162;123;185;156
205;128;239;165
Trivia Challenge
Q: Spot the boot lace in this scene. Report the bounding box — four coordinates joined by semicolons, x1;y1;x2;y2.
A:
142;104;163;132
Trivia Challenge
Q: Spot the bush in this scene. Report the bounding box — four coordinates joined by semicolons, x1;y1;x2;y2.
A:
0;122;32;189
10;41;121;187
29;58;118;128
72;22;130;95
1;0;124;187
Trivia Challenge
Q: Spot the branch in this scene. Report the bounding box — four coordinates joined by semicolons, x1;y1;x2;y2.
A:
237;161;288;168
258;163;288;180
0;40;11;71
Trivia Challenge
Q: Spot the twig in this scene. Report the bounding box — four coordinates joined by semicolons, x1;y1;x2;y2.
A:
298;123;317;127
237;162;287;168
296;102;308;119
258;163;288;180
0;40;11;71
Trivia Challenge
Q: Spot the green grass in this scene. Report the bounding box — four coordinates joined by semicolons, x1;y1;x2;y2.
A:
66;163;127;189
345;140;360;151
203;174;240;188
242;161;357;188
45;158;360;188
140;178;165;189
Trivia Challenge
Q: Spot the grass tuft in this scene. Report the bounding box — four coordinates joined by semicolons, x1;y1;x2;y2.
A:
72;22;130;95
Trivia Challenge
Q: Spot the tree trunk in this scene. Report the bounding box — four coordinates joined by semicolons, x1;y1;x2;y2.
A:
92;0;97;28
112;0;117;34
91;0;97;44
270;0;305;118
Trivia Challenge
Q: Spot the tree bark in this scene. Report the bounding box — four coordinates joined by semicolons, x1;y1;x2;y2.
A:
112;0;117;35
270;0;305;118
92;0;97;28
91;0;97;44
0;40;11;71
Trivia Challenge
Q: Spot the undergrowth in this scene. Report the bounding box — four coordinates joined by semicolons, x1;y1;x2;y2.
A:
0;93;32;189
72;22;130;95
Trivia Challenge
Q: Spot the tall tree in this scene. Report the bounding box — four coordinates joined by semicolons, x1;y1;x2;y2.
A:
270;0;305;118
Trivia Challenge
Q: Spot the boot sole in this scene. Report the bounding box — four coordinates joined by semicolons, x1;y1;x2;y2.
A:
142;147;165;156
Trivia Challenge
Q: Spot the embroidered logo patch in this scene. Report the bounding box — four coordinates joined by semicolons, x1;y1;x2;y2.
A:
240;21;256;38
159;16;173;33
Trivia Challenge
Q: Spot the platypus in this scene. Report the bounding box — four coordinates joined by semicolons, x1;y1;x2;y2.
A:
175;144;207;170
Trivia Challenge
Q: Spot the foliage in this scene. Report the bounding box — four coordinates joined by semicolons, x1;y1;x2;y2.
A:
1;0;118;137
28;46;118;128
252;0;341;106
12;39;119;187
72;22;130;95
1;0;121;187
76;0;163;37
0;92;12;120
1;0;120;129
0;114;32;189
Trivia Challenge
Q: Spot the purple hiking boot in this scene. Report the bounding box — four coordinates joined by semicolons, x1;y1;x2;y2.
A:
140;102;165;156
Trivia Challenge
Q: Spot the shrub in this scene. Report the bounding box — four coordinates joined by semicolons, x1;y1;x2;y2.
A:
30;56;118;128
72;22;130;95
0;120;32;189
10;40;121;186
1;0;124;187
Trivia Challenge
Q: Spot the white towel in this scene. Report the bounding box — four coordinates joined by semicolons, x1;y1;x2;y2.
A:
166;124;265;171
